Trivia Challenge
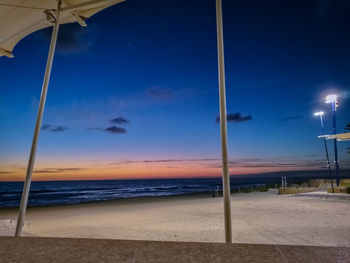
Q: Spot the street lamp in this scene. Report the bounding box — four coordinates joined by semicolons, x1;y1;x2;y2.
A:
314;111;334;192
325;94;340;186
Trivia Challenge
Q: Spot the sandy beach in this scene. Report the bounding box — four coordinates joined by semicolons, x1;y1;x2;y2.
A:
1;190;349;247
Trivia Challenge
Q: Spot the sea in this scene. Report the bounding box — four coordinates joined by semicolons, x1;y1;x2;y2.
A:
1;170;344;208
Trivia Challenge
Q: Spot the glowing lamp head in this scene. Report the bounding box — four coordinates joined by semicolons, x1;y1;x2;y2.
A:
325;94;338;104
314;111;324;116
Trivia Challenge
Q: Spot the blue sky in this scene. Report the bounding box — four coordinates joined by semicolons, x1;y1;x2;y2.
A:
0;0;349;180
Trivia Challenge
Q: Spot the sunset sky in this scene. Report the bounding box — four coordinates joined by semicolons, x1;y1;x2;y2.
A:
0;0;349;181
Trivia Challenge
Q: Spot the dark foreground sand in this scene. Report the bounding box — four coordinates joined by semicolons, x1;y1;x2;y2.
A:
1;190;349;247
2;236;350;263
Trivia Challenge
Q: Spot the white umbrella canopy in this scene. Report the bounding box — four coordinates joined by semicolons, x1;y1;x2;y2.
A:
1;0;232;242
0;0;125;57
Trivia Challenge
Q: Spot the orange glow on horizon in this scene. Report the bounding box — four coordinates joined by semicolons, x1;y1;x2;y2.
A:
0;159;319;182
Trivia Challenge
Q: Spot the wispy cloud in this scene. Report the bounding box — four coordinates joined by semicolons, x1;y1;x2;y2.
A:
205;158;332;169
11;164;26;170
41;124;68;132
110;158;295;168
146;85;199;103
34;168;83;174
216;113;252;123
107;157;344;171
0;171;13;174
51;126;68;132
147;86;174;100
109;158;218;166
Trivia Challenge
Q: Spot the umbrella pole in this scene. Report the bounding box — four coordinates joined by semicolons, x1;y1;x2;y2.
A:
215;0;232;243
15;1;62;237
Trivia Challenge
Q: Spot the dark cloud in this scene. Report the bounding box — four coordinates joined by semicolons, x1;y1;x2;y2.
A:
40;23;97;55
110;157;334;170
87;126;127;134
87;117;130;134
41;124;68;132
279;115;303;122
141;158;217;163
110;116;130;124
216;113;252;123
147;86;174;100
34;168;83;174
207;158;298;169
108;157;350;171
110;158;218;166
105;126;127;134
204;157;343;170
0;171;12;174
230;162;296;168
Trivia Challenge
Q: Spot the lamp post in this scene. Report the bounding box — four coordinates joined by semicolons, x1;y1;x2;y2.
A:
314;111;334;192
325;94;340;186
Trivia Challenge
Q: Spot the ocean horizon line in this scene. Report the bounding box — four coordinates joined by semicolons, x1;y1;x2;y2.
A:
1;168;349;183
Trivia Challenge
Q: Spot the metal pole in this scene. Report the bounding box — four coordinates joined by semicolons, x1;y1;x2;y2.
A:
332;102;340;186
15;1;62;237
320;115;334;192
215;0;232;243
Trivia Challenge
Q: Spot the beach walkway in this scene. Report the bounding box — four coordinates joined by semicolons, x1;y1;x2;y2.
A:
0;236;349;263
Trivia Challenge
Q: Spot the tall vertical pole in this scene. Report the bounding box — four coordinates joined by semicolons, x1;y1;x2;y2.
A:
15;1;62;237
332;101;340;186
215;0;232;243
319;115;334;192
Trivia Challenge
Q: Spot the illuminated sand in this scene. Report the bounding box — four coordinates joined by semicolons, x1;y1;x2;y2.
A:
1;190;349;247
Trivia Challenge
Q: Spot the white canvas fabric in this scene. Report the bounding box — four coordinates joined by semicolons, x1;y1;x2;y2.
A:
0;0;125;57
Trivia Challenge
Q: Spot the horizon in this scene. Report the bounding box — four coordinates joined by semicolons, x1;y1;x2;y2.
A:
1;168;349;182
1;0;350;182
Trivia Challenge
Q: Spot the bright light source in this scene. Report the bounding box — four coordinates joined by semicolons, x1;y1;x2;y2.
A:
325;94;338;103
314;111;324;116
